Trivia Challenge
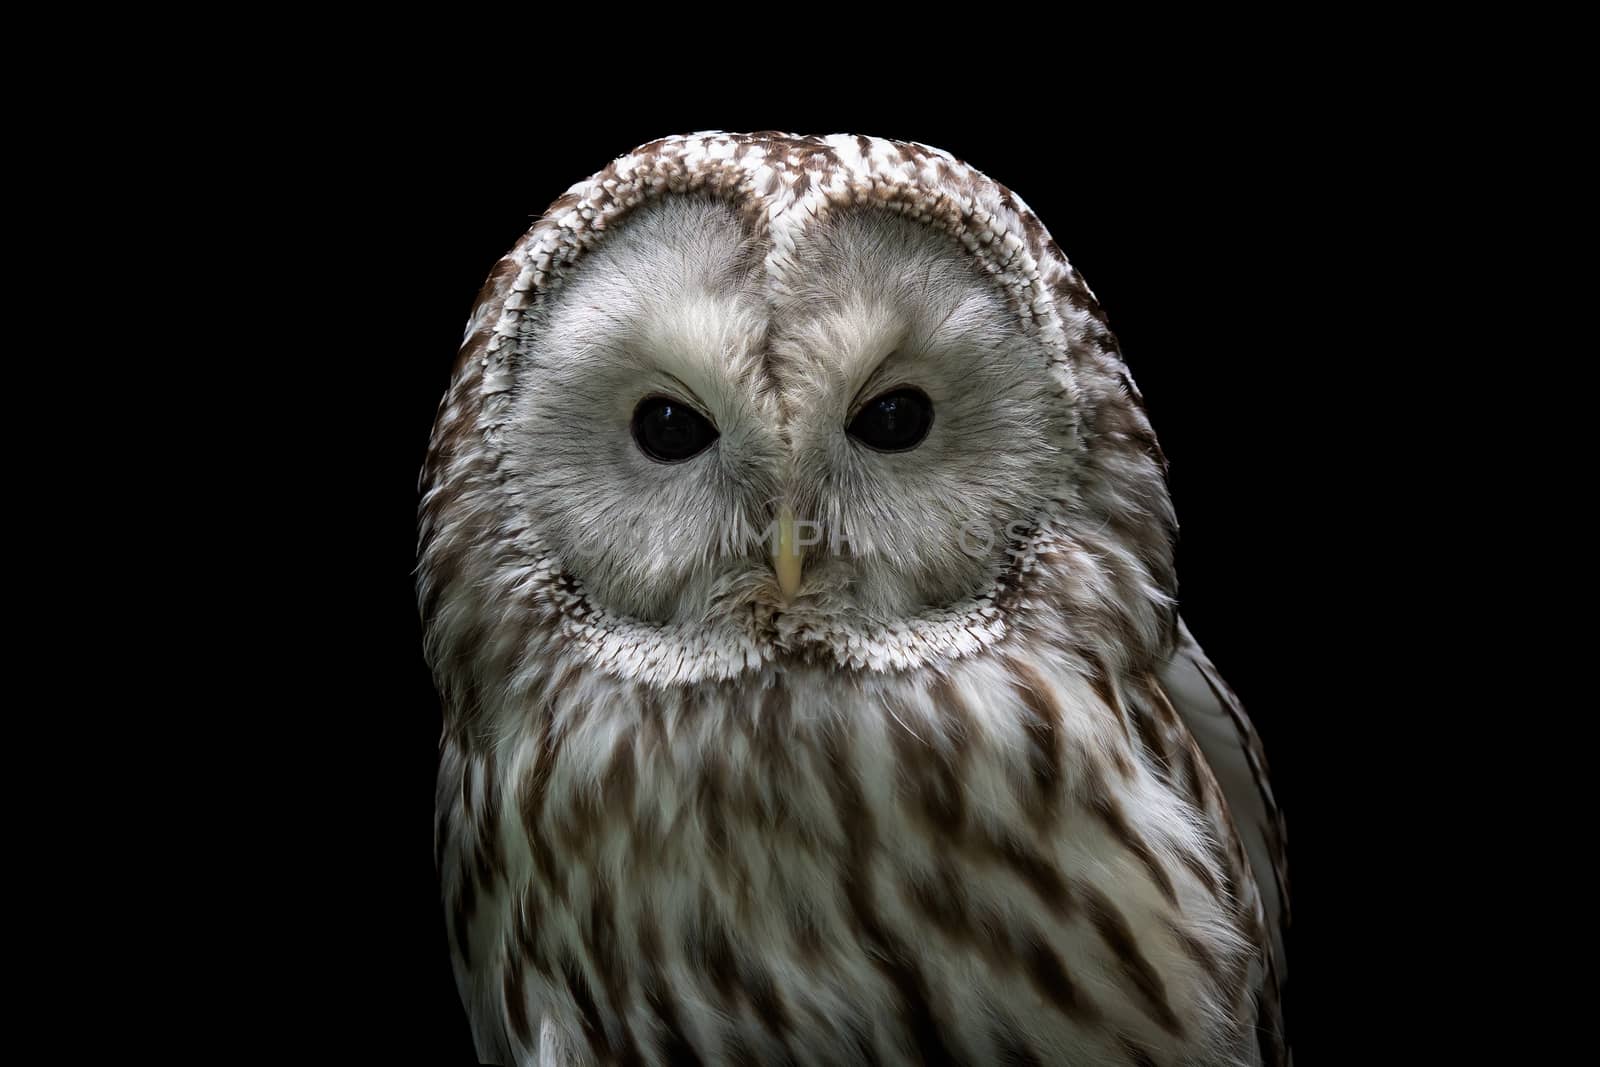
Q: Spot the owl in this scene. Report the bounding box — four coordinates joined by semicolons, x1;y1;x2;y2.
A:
418;132;1289;1066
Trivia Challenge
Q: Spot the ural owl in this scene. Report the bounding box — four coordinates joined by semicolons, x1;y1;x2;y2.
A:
419;132;1289;1066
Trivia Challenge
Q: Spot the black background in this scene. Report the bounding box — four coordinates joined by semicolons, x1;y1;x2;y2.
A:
300;92;1402;1064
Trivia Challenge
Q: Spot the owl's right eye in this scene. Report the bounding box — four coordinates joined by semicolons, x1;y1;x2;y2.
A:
631;396;719;463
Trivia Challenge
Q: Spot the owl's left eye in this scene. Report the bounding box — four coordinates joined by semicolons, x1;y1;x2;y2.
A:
847;386;933;452
631;396;719;463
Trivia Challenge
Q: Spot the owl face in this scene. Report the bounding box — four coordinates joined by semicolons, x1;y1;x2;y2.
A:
505;195;1068;640
424;133;1175;684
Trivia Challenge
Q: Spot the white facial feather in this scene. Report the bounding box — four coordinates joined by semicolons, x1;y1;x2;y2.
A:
770;207;1066;620
506;196;778;625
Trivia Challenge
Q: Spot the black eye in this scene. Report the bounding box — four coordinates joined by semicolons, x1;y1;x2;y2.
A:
846;387;933;452
631;395;718;463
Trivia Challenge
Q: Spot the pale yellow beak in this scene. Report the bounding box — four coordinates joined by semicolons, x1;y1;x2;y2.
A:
773;504;804;601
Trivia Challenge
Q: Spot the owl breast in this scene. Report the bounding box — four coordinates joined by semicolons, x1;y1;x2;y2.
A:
441;649;1270;1067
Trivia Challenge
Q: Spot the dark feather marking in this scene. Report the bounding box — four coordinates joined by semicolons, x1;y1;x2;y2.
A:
519;886;554;979
636;912;709;1067
786;897;825;963
643;978;706;1067
562;952;608;1056
754;683;808;836
1083;652;1136;758
836;1013;886;1067
586;881;630;1017
636;907;662;969
722;1032;759;1067
932;676;979;832
567;894;646;1067
529;829;562;903
503;953;532;1047
1146;678;1182;728
508;887;533;959
902;862;972;941
756;679;792;762
451;756;508;947
870;948;962;1067
519;710;567;899
824;723;964;1066
1178;847;1223;898
1210;824;1242;918
993;1025;1045;1067
886;696;965;836
550;663;583;701
472;748;507;890
601;726;637;817
1164;916;1222;977
1126;686;1173;784
1174;736;1212;818
986;832;1073;917
696;748;732;859
1085;763;1178;907
745;964;795;1047
930;673;975;754
1008;659;1064;825
690;895;739;1003
1082;886;1185;1037
1108;738;1136;780
969;902;1020;970
1020;930;1096;1022
1115;1036;1159;1067
640;683;672;759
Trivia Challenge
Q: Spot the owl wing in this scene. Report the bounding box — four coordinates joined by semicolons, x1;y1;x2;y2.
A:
1156;617;1290;1020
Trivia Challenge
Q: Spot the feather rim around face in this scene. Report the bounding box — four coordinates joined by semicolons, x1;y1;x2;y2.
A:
418;132;1177;684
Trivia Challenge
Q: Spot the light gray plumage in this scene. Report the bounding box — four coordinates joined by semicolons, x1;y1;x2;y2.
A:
419;132;1289;1066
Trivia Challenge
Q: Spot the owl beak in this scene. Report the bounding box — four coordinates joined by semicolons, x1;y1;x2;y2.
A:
773;504;804;601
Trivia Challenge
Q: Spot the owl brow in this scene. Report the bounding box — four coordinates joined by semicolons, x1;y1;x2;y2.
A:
848;280;985;412
645;371;718;428
847;343;922;418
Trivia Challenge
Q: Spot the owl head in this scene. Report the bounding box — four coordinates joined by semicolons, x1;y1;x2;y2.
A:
419;133;1176;695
